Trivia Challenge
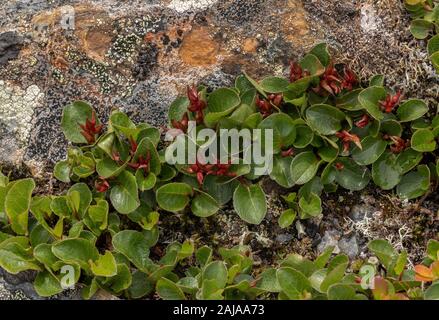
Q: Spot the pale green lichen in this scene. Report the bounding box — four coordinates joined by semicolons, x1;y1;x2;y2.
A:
0;81;43;147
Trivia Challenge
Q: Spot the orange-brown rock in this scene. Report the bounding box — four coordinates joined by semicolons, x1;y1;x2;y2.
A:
179;27;219;66
242;38;259;53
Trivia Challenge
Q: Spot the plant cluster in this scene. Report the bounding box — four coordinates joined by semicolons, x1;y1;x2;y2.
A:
405;0;439;72
0;43;438;299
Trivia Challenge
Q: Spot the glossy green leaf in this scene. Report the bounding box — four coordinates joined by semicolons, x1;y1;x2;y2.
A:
397;99;428;122
112;230;153;272
233;184;267;224
290;151;321;185
351;136;387;166
156;183;193;212
306;104;345;135
358;86;386;120
396;165;430;199
5;178;35;235
110;170;139;214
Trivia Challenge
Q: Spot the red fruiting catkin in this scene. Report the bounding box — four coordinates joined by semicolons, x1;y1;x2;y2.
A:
95;177;110;192
289;62;309;82
187;86;206;124
335;162;344;171
281;148;294;157
336;130;362;153
355;114;370;128
79;111;102;144
185;158;237;186
341;67;357;91
379;91;402;113
172;112;189;132
314;63;342;96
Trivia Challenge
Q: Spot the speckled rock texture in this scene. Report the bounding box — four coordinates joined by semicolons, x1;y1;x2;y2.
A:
0;0;438;300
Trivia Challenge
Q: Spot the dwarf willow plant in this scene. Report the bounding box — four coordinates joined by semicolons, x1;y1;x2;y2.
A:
405;0;439;72
0;43;438;299
152;239;439;300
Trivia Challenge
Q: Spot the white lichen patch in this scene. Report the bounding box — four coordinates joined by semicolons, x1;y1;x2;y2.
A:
168;0;218;13
360;4;381;33
0;81;43;160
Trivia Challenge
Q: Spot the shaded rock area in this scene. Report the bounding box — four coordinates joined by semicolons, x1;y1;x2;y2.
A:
0;0;438;299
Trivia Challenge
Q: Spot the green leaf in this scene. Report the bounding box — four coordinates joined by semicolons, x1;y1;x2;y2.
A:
157;278;186;300
368;239;396;269
320;262;348;293
202;175;235;206
358;86;387;120
90;251;117;277
396;165;430;199
168;97;189;125
258;113;296;153
110;170;139;214
96;157;127;179
191;191;220;218
411;129;437;152
334;158;370;191
298;193;322;218
299;53;325;76
0;242;41;274
110;111;137;138
257;268;282;292
428;34;439;56
196;246;213;267
372;152;402;190
315;246;334;269
351;136;387;166
431;51;439;73
335;89;363;111
61;101;97;143
270;155;294;188
369;75;385;87
427;239;439;261
276;267;312;300
293;124;314;148
52;238;99;271
67;183;92;219
278;209;296;228
310;43;330;67
128;270;154;299
327;284;357;300
54;160;71;183
410;19;433;39
33;243;59;270
112;230;152;272
290;151;321;185
101;263;132;293
396;148;423;174
306;104;345;135
259;76;289;93
425;283;439;300
33;271;63;297
397;99;428;122
380;119;402;136
205;88;241;127
156;183;193;212
88;199;109;231
5;178;35;235
203;261;228;289
233;184;267;224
